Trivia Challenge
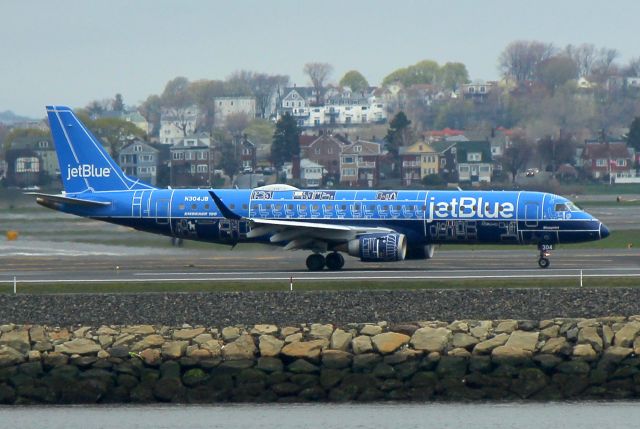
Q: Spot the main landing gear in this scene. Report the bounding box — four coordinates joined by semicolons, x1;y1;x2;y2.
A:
306;252;345;271
538;244;552;269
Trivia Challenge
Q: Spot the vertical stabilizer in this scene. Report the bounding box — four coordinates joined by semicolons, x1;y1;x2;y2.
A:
46;105;154;193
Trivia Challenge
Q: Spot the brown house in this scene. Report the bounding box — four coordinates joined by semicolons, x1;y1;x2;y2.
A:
339;140;382;187
581;140;635;180
170;139;215;188
300;134;347;181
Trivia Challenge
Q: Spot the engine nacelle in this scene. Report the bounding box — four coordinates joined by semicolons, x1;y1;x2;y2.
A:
405;244;435;260
347;233;407;262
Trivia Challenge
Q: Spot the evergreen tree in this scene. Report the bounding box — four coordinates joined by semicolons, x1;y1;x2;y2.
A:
384;111;412;156
628;117;640;151
271;114;300;168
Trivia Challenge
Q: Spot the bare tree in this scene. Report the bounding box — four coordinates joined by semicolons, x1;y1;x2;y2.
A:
161;77;196;136
623;57;640;77
501;136;534;183
303;62;333;105
565;43;597;78
225;112;250;137
499;40;556;84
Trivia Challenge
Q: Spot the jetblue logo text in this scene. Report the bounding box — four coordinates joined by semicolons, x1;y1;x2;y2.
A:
66;164;111;180
428;197;514;219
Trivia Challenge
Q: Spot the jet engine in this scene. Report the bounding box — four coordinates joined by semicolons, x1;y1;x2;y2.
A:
405;244;436;260
346;233;407;262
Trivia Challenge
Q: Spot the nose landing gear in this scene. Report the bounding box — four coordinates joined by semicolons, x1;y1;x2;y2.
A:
538;244;552;269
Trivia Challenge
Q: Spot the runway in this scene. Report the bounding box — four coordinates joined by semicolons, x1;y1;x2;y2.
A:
1;248;639;284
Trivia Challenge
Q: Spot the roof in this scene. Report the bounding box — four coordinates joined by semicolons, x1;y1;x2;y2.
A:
424;128;465;137
120;140;158;154
342;140;381;155
398;141;436;155
455;140;492;162
583;142;631;159
429;141;456;153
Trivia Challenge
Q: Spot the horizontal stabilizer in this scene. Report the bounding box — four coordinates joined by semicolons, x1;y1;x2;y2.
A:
26;192;111;207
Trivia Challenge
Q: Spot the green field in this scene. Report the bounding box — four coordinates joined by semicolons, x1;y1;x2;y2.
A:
2;276;639;294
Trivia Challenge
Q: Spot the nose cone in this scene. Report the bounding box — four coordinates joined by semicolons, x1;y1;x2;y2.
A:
600;223;610;239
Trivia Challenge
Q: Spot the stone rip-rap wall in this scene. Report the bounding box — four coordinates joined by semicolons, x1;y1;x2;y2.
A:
2;317;640;403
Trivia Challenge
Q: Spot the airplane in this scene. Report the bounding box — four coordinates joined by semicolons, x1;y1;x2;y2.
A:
31;105;610;271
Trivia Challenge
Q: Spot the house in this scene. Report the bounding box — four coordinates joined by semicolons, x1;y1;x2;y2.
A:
461;80;494;102
118;140;159;185
283;158;326;188
429;141;457;182
399;141;439;186
581;140;635;180
300;134;347;180
169;137;215;187
5;136;58;186
423;128;465;142
339;140;382;187
159;105;200;145
237;136;257;171
278;87;386;128
214;97;256;128
455;140;493;183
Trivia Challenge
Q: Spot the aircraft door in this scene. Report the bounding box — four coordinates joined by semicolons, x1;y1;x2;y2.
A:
524;202;539;228
155;199;170;224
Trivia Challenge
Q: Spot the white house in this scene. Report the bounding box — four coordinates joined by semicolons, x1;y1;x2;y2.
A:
159;105;200;145
213;97;256;128
283;158;326;188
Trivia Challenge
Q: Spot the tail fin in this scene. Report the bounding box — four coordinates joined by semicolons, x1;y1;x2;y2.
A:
46;105;155;193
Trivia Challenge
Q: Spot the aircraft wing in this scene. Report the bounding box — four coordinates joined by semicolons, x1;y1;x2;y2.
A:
209;190;395;250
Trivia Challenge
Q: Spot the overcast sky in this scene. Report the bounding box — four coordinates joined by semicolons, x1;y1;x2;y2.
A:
2;0;639;118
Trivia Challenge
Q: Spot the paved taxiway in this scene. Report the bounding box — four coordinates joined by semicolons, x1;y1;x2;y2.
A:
1;248;638;284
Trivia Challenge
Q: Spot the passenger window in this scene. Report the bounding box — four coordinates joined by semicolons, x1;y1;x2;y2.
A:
300;204;307;210
229;203;235;209
341;204;347;210
191;204;197;210
326;204;333;210
204;204;210;210
287;204;294;210
312;204;319;211
178;204;185;210
275;204;282;210
396;205;401;211
242;203;248;210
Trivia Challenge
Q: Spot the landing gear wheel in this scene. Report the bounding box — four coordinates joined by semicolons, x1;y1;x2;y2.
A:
306;254;326;271
538;257;550;269
325;252;345;271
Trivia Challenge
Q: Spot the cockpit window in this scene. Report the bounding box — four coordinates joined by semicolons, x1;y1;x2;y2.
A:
555;202;581;212
566;202;581;212
554;203;569;212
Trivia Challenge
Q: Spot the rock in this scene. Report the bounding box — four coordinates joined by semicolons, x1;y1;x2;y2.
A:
322;350;352;369
221;327;241;341
281;326;300;337
96;326;119;336
131;335;165;351
29;326;46;343
389;324;419;336
470;321;492;339
309;324;333;339
182;368;209;387
139;348;162;366
153;377;185;402
27;351;41;362
161;341;188;360
603;325;614;347
187;349;212;360
613;322;640;347
447;321;469;333
491;346;532;364
281;340;326;360
452;333;479;349
48;329;70;342
55;339;101;355
495;320;518;334
0;329;30;354
533;354;562;370
352;353;381;370
284;333;303;344
360;325;383;336
201;340;222;357
0;383;15;404
112;334;136;348
540;325;560;339
372;332;410;354
288;359;319;374
473;334;509;354
603;346;633;363
384;349;422;365
259;335;284;357
43;352;68;368
505;331;539;352
573;344;597;360
352;336;373;354
512;368;548;398
123;325;156;335
540;337;568;354
72;326;91;338
33;341;53;352
578;327;603;352
0;346;24;368
193;334;213;345
222;334;256;360
251;324;278;335
448;348;471;358
410;327;450;352
98;335;113;347
96;350;109;359
330;329;352;351
556;360;591;375
256;357;283;373
173;327;205;340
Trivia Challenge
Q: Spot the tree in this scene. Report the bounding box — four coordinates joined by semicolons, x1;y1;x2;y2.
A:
86;117;146;155
245;119;275;147
139;94;163;137
501;137;534;183
271;113;299;168
628;117;640;151
537;134;576;176
161;77;195;137
2;128;50;152
383;60;440;87
623;57;640;77
225;112;250;138
384;111;413;156
565;43;597;78
218;141;241;183
499;40;556;84
339;70;369;93
113;93;124;112
537;56;579;95
189;79;226;134
303;62;333;105
439;62;470;90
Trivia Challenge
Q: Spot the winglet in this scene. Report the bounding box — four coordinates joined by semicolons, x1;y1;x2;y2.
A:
208;191;241;220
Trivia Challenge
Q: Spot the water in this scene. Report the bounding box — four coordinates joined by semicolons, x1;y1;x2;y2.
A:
0;402;638;429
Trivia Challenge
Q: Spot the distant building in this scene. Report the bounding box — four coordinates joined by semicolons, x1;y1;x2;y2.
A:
238;136;257;171
455;140;493;183
399;141;439;186
283;158;325;188
159;105;200;145
300;134;347;180
581;140;635;180
118;140;159;186
169;137;215;188
429;141;457;182
339;140;382;187
5;136;58;186
461;80;495;103
214;97;256;128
